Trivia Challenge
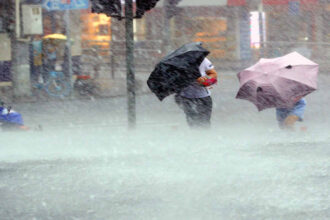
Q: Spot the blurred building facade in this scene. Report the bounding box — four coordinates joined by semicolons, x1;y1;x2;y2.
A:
260;0;329;69
0;0;329;99
105;0;329;72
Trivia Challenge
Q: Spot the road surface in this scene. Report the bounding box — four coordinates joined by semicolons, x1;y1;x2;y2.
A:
0;72;329;220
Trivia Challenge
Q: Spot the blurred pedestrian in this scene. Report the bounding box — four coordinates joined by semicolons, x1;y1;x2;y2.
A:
175;57;218;128
42;38;63;82
276;98;306;130
31;35;43;85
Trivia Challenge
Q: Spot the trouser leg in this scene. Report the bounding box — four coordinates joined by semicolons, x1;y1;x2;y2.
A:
32;66;43;84
177;96;212;127
195;96;212;127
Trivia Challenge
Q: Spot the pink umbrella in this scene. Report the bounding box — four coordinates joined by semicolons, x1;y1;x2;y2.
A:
236;52;318;111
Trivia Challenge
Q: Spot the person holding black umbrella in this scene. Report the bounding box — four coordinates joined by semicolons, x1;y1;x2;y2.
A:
147;42;218;128
174;57;218;128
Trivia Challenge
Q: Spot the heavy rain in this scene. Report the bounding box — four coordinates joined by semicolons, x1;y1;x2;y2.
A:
0;0;329;219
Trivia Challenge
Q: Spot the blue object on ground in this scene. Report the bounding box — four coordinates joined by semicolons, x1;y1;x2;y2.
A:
0;107;24;125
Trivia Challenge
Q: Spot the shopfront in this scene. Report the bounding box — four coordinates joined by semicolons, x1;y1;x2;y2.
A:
261;0;327;61
170;4;246;65
0;3;12;82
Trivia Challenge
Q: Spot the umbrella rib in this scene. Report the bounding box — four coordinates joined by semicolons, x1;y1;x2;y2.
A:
238;69;267;86
273;74;316;90
240;69;316;89
276;68;317;87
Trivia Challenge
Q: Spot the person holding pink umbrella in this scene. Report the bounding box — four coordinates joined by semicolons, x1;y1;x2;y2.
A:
236;52;318;130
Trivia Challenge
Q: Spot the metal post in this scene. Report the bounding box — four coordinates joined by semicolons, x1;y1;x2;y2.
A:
258;1;265;58
64;10;73;87
11;0;32;99
125;0;136;128
314;11;323;58
110;20;115;79
162;0;171;54
50;11;56;32
29;36;34;82
11;0;19;98
15;0;20;38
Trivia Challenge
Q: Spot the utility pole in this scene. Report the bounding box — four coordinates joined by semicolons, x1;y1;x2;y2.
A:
162;0;182;54
258;1;265;58
10;0;18;97
162;0;171;55
64;10;73;87
90;0;161;128
125;0;136;128
10;0;32;101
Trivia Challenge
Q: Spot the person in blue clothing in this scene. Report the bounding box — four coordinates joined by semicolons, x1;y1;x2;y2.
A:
0;101;28;130
276;98;306;130
31;36;43;84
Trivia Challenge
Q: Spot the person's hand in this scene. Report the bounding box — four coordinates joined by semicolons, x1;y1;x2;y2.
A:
196;76;208;85
197;76;217;87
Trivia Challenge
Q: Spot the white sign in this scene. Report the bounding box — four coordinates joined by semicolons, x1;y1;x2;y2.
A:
22;5;43;35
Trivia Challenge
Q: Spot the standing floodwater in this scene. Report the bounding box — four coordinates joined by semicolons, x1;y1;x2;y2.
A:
1;71;330;219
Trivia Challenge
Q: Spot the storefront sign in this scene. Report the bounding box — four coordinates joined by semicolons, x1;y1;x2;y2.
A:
42;0;89;11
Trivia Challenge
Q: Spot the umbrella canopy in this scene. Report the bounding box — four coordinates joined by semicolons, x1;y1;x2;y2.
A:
236;52;318;111
43;34;67;40
147;42;210;101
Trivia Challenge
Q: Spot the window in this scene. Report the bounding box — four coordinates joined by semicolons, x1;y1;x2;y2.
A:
133;18;146;41
97;24;110;35
188;16;228;58
32;7;40;15
250;11;266;49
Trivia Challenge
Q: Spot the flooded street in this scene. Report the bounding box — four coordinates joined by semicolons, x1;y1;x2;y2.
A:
0;72;329;220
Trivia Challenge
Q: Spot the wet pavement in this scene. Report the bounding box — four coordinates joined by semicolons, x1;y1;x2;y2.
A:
0;71;329;220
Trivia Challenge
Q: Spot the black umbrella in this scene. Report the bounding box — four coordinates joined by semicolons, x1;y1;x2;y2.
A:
147;42;210;101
